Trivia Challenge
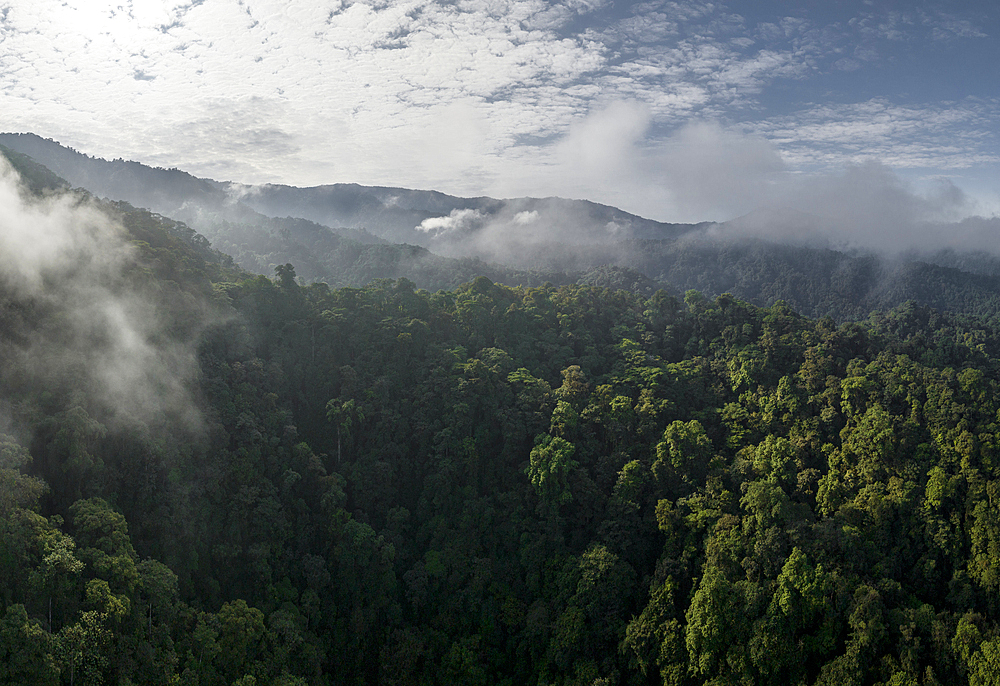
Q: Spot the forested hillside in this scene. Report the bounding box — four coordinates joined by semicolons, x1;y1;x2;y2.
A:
202;217;579;292
617;238;1000;321
6;133;1000;322
3;153;1000;684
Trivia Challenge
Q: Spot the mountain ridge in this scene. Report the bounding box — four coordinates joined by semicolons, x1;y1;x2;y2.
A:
6;132;1000;321
0;132;699;247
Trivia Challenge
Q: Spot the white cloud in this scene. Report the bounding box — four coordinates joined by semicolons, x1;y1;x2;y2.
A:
652;121;786;219
714;160;1000;255
920;9;988;40
536;110;784;221
0;0;995;224
417;208;485;236
514;210;539;225
0;156;206;430
555;100;651;177
754;99;1000;170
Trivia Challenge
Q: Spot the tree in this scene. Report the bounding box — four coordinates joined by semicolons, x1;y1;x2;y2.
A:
526;435;578;509
28;520;84;633
326;398;365;464
275;263;298;289
0;604;59;686
969;639;1000;686
217;600;266;683
137;558;179;634
0;434;47;514
69;498;139;593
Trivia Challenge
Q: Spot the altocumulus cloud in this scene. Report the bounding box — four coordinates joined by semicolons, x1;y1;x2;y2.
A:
0;0;997;222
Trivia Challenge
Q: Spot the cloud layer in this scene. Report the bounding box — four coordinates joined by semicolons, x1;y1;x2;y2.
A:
708;160;1000;255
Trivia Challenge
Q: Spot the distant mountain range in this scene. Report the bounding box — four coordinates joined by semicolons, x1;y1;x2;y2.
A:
4;131;1000;320
0;132;698;247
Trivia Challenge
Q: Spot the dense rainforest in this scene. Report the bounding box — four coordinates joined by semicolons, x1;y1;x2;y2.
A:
4;148;1000;685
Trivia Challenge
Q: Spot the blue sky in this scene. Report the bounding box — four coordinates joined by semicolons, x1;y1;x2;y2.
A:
0;0;997;225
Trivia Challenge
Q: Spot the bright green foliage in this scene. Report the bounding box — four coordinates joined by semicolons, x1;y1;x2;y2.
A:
969;639;1000;686
70;498;139;592
527;435;578;507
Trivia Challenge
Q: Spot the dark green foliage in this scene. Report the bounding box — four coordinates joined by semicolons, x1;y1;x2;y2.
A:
11;268;1000;683
577;265;666;297
6;170;1000;684
619;237;1000;321
199;225;1000;322
9;134;1000;323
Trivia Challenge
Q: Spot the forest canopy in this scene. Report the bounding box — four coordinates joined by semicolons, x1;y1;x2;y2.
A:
3;146;1000;685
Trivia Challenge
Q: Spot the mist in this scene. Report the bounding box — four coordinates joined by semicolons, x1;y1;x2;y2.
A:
414;198;658;272
538;110;786;224
708;159;1000;256
527;104;1000;257
0;156;205;433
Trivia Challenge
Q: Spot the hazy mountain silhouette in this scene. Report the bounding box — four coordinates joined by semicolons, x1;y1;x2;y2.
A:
0;133;697;249
5;132;1000;319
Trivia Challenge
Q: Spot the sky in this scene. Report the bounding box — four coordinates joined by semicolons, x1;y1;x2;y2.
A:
1;0;998;224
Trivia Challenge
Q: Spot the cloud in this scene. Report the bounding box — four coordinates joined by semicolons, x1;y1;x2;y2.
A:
417;208;485;237
788;161;968;227
514;210;539;225
653;121;786;218
712;160;1000;255
0;0;995;225
753;99;1000;170
542;102;997;252
0;157;206;431
923;11;987;40
846;5;990;52
556;100;651;177
545;108;784;221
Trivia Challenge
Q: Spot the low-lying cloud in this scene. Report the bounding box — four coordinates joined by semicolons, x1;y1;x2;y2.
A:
417;208;487;237
0;157;205;432
548;102;998;255
712;159;999;255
